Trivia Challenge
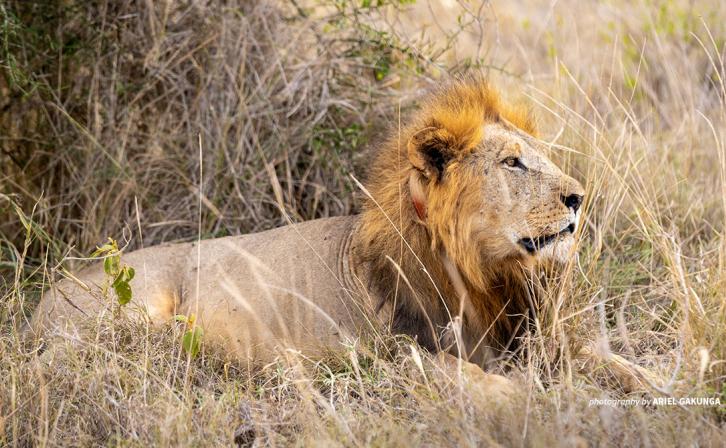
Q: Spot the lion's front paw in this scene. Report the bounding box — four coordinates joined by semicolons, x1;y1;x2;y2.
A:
578;344;665;394
435;352;517;403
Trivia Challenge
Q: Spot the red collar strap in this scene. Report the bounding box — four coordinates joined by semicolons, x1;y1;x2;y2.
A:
412;197;427;221
409;172;428;222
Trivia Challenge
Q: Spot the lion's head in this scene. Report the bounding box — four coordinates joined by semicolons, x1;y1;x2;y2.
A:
360;78;584;293
403;80;584;284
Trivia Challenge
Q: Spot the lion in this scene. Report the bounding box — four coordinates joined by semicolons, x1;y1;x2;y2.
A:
30;78;657;393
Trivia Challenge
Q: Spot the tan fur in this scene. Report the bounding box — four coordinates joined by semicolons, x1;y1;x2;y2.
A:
31;78;585;372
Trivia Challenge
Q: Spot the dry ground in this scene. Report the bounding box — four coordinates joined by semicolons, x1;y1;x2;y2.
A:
1;0;725;446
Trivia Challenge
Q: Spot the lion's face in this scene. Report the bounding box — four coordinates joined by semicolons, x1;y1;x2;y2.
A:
410;120;584;268
404;82;585;283
466;123;585;263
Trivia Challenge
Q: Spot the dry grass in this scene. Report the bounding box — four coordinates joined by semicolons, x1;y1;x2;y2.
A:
1;0;725;446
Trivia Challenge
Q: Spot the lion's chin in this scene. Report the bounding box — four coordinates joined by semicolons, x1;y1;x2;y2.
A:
531;234;576;264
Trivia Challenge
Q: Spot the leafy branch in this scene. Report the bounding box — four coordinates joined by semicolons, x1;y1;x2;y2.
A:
91;238;135;305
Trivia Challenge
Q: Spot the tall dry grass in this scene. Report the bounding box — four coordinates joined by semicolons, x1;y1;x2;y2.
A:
1;0;725;446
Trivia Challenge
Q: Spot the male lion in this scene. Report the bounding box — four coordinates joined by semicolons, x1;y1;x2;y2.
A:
32;78;653;390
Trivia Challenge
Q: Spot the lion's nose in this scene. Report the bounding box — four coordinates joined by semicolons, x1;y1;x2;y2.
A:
561;193;583;212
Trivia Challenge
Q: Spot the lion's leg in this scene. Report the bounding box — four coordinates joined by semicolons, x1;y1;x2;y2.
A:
576;344;665;393
30;245;187;338
435;352;516;402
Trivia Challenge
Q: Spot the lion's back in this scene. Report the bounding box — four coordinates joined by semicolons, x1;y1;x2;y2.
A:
187;216;366;359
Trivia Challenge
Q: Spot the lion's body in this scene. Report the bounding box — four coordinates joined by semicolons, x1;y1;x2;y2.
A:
32;78;587;369
32;216;381;362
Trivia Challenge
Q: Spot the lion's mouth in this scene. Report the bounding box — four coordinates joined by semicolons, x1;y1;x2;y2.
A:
518;223;575;253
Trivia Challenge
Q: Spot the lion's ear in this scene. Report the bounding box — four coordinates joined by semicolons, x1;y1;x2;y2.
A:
407;125;457;181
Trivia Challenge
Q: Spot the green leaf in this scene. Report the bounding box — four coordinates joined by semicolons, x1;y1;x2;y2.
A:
91;243;113;257
92;238;118;257
104;255;120;276
174;314;189;323
112;271;123;288
114;281;132;305
112;266;134;287
182;326;203;357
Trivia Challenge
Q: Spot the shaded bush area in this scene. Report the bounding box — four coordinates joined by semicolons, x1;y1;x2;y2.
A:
1;0;408;261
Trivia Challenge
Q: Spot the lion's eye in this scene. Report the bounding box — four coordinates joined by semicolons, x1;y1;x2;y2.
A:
502;157;526;170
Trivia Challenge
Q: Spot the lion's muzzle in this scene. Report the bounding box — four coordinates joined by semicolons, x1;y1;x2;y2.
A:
518;222;575;253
